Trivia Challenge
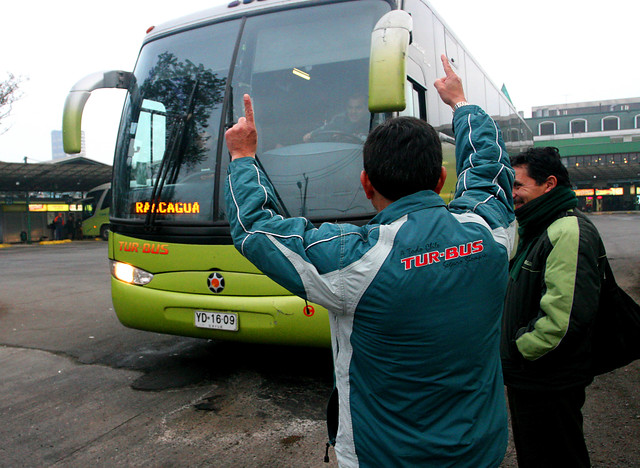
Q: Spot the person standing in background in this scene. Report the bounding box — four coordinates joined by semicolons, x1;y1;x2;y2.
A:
502;146;605;468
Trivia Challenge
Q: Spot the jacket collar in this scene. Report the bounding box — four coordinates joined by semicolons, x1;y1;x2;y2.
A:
370;190;446;225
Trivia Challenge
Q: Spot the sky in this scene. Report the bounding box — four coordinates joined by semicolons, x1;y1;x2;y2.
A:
1;0;638;166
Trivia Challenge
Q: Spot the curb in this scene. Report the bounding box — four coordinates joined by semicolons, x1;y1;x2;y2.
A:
1;239;80;248
587;211;640;215
38;239;73;245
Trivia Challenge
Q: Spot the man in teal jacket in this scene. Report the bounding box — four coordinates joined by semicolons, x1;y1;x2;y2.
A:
224;56;514;467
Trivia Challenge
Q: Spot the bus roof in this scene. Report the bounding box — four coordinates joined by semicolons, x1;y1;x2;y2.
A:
144;0;319;43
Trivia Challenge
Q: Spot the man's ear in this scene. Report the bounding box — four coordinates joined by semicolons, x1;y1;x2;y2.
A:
360;170;375;200
434;166;447;194
544;175;558;193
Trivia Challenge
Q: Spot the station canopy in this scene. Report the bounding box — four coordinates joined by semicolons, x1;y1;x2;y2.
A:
0;155;112;193
568;163;640;187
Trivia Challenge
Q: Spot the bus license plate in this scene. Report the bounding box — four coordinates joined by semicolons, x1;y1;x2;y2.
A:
194;311;238;331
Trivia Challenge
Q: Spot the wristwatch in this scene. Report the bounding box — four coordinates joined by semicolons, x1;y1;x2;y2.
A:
453;101;470;111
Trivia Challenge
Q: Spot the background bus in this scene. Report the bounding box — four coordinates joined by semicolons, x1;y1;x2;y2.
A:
62;0;532;347
81;183;111;240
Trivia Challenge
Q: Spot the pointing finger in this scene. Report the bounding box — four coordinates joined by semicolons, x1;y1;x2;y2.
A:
441;54;454;76
243;94;254;125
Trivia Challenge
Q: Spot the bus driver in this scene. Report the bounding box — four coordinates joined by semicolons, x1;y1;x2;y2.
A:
303;94;369;143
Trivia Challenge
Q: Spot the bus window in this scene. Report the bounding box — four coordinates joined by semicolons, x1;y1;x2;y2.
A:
224;0;390;219
102;188;112;210
113;19;241;224
83;190;100;220
131;100;167;187
400;79;427;121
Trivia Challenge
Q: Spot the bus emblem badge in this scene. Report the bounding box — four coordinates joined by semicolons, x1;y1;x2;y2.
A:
207;272;225;293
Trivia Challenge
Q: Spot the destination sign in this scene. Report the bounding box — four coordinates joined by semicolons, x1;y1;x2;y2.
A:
133;201;201;214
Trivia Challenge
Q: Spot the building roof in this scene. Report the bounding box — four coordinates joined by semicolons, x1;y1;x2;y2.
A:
0;156;112;192
532;97;640;112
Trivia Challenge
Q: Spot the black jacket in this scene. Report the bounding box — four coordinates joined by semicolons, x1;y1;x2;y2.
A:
501;209;606;390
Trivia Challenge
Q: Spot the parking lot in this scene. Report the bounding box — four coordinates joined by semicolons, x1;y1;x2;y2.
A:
0;213;638;467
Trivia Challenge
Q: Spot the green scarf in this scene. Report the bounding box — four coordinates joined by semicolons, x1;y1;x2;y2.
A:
510;185;578;280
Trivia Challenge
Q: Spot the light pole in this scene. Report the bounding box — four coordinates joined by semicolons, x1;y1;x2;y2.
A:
24;156;32;244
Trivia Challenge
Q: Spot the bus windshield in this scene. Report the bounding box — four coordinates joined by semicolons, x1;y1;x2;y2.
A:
112;0;390;227
82;189;101;221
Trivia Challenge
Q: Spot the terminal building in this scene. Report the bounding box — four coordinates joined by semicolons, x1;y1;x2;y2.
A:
1;124;109;244
0;156;111;244
525;97;640;211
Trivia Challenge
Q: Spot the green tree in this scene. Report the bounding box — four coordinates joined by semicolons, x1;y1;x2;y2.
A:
138;52;226;172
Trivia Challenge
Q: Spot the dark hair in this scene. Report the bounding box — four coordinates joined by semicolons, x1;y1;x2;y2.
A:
363;117;442;201
511;147;571;187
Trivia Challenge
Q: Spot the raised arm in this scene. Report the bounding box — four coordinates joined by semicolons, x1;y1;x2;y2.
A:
434;55;515;250
223;94;350;311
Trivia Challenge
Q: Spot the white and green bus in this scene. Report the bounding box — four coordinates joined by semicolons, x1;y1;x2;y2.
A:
63;0;532;347
81;183;111;240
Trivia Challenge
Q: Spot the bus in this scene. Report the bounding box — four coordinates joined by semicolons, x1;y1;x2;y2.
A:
62;0;532;347
81;183;111;240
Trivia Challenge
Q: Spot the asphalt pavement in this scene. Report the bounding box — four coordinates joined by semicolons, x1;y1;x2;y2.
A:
0;213;638;467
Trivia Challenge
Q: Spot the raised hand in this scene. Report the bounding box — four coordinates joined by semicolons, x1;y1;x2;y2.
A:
434;54;467;109
225;94;258;160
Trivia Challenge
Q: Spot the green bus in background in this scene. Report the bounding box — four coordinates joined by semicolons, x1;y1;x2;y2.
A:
81;183;111;240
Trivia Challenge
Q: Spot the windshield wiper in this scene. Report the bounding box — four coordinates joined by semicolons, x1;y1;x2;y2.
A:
144;79;199;230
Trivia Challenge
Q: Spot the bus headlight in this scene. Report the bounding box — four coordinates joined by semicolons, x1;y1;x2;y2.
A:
110;260;154;285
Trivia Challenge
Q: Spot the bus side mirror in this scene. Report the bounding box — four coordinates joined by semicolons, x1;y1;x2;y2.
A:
62;70;135;154
368;10;413;113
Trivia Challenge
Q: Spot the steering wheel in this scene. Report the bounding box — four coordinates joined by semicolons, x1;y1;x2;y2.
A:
308;130;364;144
